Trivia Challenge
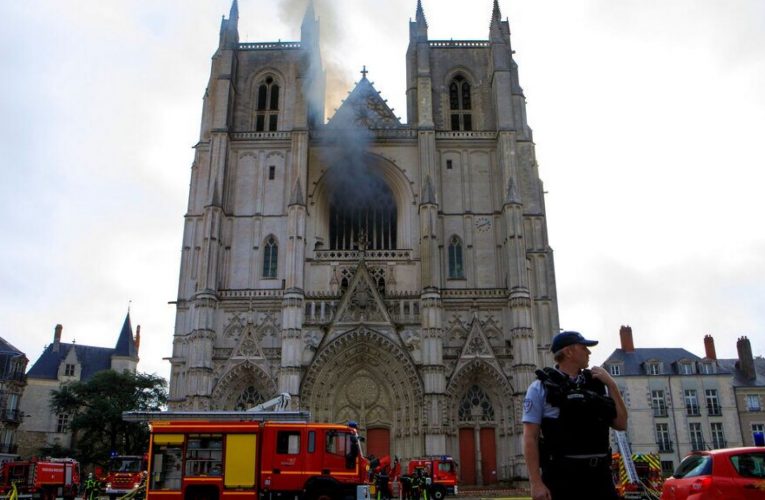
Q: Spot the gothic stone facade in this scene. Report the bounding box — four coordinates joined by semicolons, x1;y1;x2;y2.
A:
168;1;559;483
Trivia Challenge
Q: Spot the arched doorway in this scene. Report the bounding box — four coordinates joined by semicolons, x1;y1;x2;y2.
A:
457;385;497;486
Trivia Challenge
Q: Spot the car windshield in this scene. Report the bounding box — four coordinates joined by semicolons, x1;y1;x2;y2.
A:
673;455;712;478
731;452;765;479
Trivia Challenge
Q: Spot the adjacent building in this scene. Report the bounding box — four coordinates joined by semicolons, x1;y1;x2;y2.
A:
167;0;560;483
0;338;27;464
718;336;765;446
602;326;749;476
16;314;140;457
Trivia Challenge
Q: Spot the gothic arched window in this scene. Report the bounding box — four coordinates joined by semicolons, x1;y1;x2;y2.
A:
458;384;495;422
448;235;464;279
256;76;280;132
235;386;264;410
329;171;397;251
263;236;278;278
449;75;472;131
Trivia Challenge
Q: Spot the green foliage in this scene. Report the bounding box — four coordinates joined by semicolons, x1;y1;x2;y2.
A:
50;370;167;465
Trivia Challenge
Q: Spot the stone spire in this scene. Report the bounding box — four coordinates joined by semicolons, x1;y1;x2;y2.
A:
416;0;428;27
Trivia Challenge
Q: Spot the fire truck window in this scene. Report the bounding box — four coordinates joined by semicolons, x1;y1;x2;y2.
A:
185;435;223;477
438;462;454;473
150;445;183;490
308;431;316;453
276;431;301;455
325;431;351;456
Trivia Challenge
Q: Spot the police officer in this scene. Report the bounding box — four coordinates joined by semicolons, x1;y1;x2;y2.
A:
522;331;627;500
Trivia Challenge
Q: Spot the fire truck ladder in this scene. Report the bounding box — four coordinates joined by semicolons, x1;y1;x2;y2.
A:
614;431;638;484
123;394;309;422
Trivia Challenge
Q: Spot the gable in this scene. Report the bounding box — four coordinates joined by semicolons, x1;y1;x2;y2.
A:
327;76;401;129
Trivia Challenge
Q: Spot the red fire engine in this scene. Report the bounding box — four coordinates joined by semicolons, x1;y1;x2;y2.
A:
123;404;370;500
1;457;80;500
100;454;148;500
405;456;458;500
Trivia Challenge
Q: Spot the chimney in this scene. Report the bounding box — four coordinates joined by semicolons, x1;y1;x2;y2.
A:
134;325;141;352
704;334;717;360
737;336;756;381
619;325;635;352
53;324;63;352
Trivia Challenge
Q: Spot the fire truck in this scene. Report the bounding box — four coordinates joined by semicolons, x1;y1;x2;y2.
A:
404;456;458;500
123;397;370;500
611;452;663;500
1;457;80;500
101;454;148;500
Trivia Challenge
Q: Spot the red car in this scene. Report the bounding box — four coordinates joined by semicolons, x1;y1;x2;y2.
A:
660;447;765;499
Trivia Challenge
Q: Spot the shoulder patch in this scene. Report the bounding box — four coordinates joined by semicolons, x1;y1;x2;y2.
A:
523;398;533;412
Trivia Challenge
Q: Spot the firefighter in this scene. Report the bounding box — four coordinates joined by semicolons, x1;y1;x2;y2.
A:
84;473;100;500
522;331;628;500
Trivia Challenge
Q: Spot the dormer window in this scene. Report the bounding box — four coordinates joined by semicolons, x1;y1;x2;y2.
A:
608;364;621;376
256;76;279;132
679;362;694;375
64;363;75;376
449;75;472;131
700;362;716;374
647;362;661;375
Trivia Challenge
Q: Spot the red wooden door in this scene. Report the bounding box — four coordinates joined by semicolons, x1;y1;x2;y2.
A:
480;428;497;485
458;428;475;485
366;428;390;460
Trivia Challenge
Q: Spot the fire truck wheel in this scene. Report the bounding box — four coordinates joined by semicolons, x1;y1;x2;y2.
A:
431;486;446;500
310;490;334;500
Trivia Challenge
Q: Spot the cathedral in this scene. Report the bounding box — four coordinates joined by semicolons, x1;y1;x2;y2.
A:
168;0;559;484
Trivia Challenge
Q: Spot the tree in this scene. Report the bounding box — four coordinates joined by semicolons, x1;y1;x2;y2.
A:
50;370;167;465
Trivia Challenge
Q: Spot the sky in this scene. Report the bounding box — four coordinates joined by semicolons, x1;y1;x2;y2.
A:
1;0;763;381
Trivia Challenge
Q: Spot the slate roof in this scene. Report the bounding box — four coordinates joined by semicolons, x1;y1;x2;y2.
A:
603;347;734;376
716;357;765;387
0;337;25;356
26;313;136;381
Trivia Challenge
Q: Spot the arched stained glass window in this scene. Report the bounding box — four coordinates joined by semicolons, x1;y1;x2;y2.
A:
458;384;495;422
449;75;472;131
263;236;278;278
448;235;464;279
256;76;279;132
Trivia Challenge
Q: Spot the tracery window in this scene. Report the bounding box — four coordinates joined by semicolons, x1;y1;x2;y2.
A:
329;173;396;250
449;74;472;131
458;385;495;422
235;386;264;410
448;236;464;279
256;76;279;131
263;236;278;278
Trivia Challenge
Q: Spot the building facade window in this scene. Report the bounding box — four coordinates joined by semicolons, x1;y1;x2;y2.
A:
747;394;762;412
262;236;278;279
608;364;621;376
56;413;69;433
689;422;704;451
64;363;75;376
448;236;464;279
752;423;764;442
710;422;726;449
660;460;674;478
328;173;397;251
684;389;700;416
647;362;661;375
700;362;715;374
255;76;279;132
449;74;472;131
656;423;672;452
679;362;693;375
652;390;667;417
705;389;721;416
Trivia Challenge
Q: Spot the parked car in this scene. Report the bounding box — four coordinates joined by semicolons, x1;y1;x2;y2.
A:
660;447;765;499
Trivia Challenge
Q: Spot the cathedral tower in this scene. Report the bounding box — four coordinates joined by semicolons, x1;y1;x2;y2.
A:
169;1;559;483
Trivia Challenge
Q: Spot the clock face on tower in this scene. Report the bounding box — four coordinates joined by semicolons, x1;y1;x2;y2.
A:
475;216;492;232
